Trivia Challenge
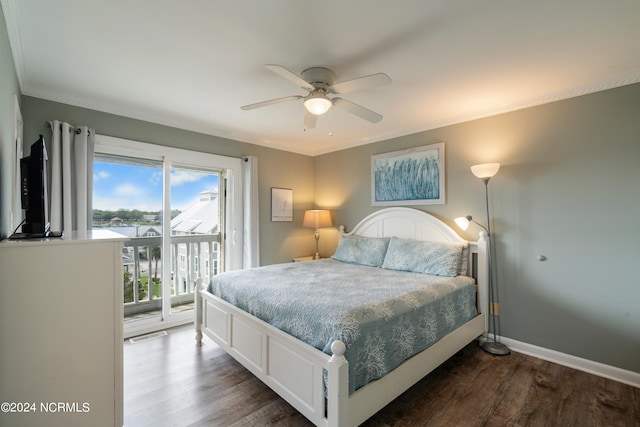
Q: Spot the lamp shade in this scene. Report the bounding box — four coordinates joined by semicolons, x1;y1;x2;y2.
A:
454;216;471;231
304;93;332;115
303;209;333;229
470;163;500;179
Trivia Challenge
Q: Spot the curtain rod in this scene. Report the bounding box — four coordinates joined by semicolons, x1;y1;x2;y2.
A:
46;121;89;135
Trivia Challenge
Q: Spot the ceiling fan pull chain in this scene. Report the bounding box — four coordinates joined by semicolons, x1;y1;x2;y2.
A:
329;108;333;137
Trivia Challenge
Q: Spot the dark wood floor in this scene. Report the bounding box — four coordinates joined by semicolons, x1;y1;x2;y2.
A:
124;325;639;427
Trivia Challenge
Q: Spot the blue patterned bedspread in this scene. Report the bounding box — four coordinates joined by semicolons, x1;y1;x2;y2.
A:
208;259;477;393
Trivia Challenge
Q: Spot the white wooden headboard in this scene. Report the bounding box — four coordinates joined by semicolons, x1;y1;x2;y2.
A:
338;207;489;324
339;207;466;244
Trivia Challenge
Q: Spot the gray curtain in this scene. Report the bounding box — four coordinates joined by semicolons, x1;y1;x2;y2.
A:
242;156;259;268
49;120;95;234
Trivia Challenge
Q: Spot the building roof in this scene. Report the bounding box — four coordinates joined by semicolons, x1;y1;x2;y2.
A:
170;190;219;234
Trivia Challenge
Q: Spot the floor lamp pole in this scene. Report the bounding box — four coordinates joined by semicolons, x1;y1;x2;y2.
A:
482;178;510;356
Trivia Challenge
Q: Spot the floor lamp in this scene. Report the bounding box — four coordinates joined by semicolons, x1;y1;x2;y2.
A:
455;163;510;356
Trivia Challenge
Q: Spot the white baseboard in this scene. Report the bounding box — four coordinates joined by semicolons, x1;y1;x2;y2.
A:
497;336;640;389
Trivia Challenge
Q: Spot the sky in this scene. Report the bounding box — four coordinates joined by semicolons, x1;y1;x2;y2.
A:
93;161;219;212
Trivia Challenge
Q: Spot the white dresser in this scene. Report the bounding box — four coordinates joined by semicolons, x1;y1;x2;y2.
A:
0;230;125;427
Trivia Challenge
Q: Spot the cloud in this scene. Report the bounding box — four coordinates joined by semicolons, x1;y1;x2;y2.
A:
170;170;205;187
149;171;162;186
114;183;145;197
94;170;110;180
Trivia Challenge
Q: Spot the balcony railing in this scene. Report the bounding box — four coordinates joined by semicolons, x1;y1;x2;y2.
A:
122;233;220;318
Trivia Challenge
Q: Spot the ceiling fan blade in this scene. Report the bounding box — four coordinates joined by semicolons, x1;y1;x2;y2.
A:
265;64;315;91
303;110;317;131
241;95;302;111
331;73;391;94
332;98;383;123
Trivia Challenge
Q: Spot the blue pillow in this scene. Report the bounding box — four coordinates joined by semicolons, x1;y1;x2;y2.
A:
332;236;390;267
381;237;464;277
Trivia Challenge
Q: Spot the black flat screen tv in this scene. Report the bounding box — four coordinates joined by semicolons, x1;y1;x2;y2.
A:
10;135;51;239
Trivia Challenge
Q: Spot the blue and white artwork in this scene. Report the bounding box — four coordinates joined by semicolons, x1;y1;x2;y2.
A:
371;142;445;206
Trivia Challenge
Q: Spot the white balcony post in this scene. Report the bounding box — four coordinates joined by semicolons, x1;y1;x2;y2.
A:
194;277;204;345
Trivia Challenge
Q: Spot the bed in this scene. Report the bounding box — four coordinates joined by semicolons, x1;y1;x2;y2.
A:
195;207;488;426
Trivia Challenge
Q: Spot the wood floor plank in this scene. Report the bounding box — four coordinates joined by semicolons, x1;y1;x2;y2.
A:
124;326;640;426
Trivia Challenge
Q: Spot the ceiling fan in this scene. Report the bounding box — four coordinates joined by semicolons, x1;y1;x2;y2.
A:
241;65;392;130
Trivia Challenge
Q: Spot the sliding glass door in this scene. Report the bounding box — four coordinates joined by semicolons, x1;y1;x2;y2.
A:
93;155;165;325
93;135;242;338
166;166;221;321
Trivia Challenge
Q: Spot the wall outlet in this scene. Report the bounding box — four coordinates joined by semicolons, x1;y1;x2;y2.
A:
490;302;500;316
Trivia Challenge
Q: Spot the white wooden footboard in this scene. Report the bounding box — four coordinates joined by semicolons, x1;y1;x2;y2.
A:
195;280;348;426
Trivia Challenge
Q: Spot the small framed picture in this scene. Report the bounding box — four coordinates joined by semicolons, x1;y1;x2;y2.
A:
271;187;293;222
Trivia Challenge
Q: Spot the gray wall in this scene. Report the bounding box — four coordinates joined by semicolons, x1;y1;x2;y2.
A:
0;6;20;239
315;83;640;374
19;96;316;266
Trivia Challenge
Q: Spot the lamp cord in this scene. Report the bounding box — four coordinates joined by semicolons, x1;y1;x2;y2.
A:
11;218;26;236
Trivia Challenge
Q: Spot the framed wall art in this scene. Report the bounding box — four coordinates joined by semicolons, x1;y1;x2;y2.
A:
271;187;293;221
371;142;445;206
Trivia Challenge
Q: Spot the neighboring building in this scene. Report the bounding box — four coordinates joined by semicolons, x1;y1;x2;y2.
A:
170;189;220;293
136;226;161;237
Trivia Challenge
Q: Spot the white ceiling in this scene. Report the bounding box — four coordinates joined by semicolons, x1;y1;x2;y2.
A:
3;0;640;156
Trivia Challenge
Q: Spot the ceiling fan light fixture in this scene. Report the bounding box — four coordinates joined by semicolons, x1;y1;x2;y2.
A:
242;65;390;123
304;91;332;115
